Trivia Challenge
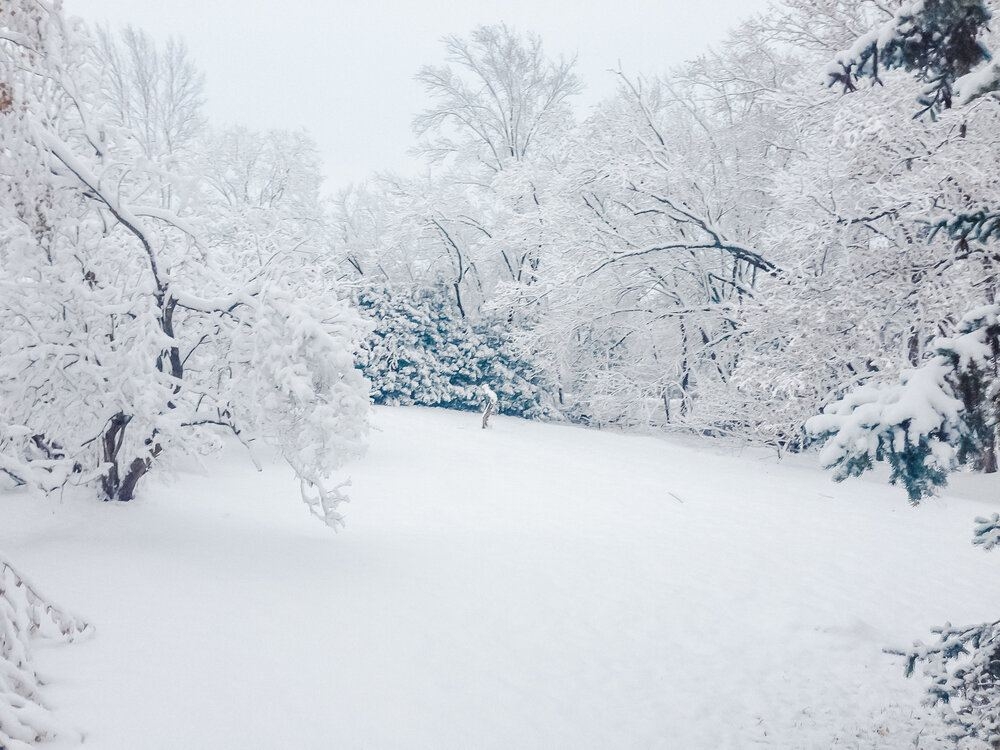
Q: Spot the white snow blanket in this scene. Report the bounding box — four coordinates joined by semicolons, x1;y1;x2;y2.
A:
3;407;999;748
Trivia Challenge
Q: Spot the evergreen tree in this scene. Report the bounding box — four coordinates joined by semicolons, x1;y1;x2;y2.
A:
828;0;995;114
356;285;473;407
356;284;557;418
808;305;1000;501
813;8;1000;742
473;315;557;420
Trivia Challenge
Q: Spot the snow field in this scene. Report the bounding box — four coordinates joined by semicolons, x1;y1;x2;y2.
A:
4;406;999;748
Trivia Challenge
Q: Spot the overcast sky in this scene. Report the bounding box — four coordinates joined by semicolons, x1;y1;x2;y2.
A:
69;1;772;190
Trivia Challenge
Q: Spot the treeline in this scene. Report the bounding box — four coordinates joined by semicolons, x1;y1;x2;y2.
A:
338;4;1000;459
4;1;999;505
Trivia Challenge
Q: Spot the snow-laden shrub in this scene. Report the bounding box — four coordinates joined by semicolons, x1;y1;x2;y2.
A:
356;285;557;419
0;556;91;749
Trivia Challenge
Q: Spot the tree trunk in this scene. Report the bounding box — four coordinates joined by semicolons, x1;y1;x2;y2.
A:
982;426;999;474
117;456;152;501
99;412;130;501
99;412;157;501
453;281;466;318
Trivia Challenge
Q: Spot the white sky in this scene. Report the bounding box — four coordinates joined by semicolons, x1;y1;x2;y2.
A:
69;0;772;191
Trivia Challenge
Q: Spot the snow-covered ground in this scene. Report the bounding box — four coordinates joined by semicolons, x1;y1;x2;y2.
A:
4;406;1000;749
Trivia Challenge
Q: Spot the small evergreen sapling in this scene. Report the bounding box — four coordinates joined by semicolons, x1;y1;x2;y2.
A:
481;384;498;429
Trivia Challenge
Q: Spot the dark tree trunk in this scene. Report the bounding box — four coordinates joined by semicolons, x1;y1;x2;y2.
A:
100;296;180;501
981;444;998;474
981;423;999;474
453;281;466;318
99;412;130;501
117;456;153;502
907;327;921;367
99;412;157;501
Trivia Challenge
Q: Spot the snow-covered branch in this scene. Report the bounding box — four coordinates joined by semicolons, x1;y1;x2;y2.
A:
0;555;92;750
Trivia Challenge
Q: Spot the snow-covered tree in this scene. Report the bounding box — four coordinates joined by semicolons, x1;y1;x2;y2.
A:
92;24;205;165
807;4;1000;741
414;23;581;173
0;1;368;525
356;284;555;418
356;284;479;408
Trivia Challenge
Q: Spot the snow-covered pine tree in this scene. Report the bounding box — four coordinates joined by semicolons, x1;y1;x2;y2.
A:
807;229;1000;750
810;0;1000;489
356;284;478;407
811;7;1000;742
356;284;556;418
827;0;995;114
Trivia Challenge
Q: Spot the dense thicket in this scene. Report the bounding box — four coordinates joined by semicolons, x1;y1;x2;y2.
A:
355;284;554;418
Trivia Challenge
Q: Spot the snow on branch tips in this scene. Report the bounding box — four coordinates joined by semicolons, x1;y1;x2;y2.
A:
895;619;1000;745
807;304;1000;501
827;0;995;114
973;513;1000;550
806;363;961;500
0;556;92;750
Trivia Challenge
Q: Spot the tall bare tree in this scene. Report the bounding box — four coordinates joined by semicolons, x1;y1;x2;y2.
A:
414;24;581;173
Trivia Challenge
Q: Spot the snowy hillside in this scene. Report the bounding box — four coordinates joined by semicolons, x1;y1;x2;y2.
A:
4;407;998;749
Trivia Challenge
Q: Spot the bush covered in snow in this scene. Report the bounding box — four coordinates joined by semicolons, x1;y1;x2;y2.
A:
356;284;557;420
